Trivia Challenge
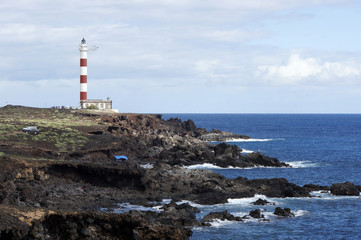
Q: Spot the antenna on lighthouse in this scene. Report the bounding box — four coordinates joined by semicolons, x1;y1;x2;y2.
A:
88;45;98;52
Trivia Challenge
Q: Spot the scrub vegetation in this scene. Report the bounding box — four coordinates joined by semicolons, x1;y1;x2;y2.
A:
0;105;99;153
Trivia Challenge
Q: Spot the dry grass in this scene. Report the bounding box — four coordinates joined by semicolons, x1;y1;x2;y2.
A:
0;106;102;152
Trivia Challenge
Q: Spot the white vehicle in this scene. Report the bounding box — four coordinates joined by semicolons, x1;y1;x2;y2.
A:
22;126;39;134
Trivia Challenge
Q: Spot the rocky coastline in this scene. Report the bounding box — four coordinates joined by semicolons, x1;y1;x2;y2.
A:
0;105;360;239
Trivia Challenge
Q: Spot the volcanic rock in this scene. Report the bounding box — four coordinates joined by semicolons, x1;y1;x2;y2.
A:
0;106;313;239
201;210;242;226
274;207;295;217
330;181;360;196
158;201;200;226
251;198;275;205
234;177;311;198
249;209;264;218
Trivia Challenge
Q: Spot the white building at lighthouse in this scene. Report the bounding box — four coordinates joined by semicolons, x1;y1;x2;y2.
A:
78;38;113;111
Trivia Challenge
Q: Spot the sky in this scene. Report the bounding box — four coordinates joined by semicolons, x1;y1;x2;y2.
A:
1;0;361;113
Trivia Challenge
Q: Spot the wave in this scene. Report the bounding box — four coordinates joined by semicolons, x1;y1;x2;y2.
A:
184;163;288;170
185;163;224;170
285;161;318;168
178;194;276;208
206;208;308;225
293;210;309;217
208;219;235;227
224;138;285;143
241;149;254;154
310;191;361;199
227;194;280;206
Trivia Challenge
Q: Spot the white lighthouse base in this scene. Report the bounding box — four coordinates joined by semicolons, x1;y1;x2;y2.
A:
80;99;112;110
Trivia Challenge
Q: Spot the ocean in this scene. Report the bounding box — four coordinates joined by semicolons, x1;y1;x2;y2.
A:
162;114;361;240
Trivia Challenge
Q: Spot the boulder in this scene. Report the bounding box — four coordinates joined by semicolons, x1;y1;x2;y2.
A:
251;198;275;205
214;143;240;158
273;207;295;217
235;178;311;198
249;209;264;218
330;181;360;196
159;201;200;226
201;210;242;226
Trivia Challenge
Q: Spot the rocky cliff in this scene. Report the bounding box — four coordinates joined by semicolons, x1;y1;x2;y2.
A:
1;105;348;239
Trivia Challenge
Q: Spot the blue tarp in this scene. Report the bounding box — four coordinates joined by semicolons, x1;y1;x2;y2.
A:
114;155;128;161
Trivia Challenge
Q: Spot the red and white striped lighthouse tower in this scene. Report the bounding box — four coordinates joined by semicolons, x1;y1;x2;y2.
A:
79;38;88;108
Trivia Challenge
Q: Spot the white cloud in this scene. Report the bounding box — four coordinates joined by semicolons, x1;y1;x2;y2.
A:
257;53;361;85
0;0;360;112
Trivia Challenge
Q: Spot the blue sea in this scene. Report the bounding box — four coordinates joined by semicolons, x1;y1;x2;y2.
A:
162;114;361;240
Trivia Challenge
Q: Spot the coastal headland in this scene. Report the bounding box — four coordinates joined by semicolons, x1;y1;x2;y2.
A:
0;105;359;239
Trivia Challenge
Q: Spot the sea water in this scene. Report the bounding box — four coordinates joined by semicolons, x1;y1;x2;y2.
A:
162;114;361;240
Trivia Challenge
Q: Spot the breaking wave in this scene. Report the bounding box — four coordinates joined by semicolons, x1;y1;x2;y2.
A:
208;219;235;227
310;191;361;199
184;164;286;170
285;161;318;168
185;163;224;169
224;138;285;143
241;149;254;154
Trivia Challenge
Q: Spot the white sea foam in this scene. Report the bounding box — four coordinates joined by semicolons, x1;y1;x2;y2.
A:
185;164;244;170
185;163;283;170
176;200;207;208
185;163;223;169
293;210;309;217
209;219;235;227
231;211;269;223
310;190;331;197
161;199;172;204
241;149;254;154
227;194;279;206
224;138;285;143
310;191;361;200
234;209;308;222
140;163;154;169
285;160;318;168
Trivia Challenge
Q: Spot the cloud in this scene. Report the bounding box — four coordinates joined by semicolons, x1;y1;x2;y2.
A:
0;0;360;113
256;53;361;85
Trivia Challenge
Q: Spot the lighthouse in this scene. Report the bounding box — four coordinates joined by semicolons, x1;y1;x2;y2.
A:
79;38;88;108
77;38;116;112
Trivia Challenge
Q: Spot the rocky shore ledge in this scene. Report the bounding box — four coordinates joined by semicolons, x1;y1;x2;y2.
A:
0;105;360;239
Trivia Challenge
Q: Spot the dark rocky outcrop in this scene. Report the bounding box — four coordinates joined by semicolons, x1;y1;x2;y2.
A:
0;106;290;170
330;181;360;196
199;129;251;142
0;106;327;239
234;177;311;198
249;209;264;218
251;198;275;205
158;201;200;227
200;210;242;226
159;142;290;168
47;162;146;191
274;207;295;217
9;211;192;240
